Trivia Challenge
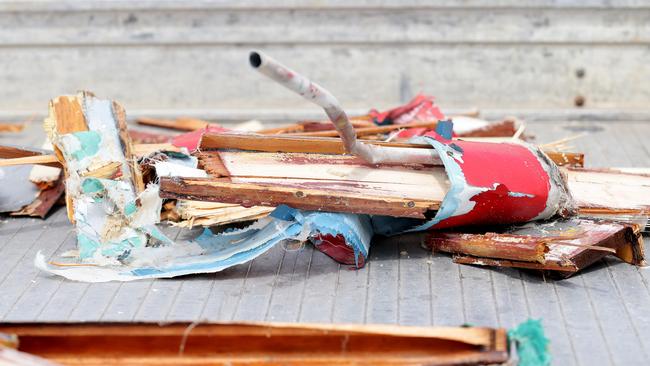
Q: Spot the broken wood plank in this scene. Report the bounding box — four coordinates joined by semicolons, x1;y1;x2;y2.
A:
286;120;438;137
0;123;25;133
0;143;183;168
136;117;209;131
200;132;585;167
258;119;375;135
44;94;89;222
426;218;644;277
159;177;440;218
544;151;585;168
211;150;443;186
568;168;650;215
0;145;62;168
428;232;549;263
201;132;429;154
0;322;509;365
0;154;60;167
186;148;649;220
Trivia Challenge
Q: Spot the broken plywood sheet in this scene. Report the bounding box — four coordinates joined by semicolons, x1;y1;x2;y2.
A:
426;218;644;277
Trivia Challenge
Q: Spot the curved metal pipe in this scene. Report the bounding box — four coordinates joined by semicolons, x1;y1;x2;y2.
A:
249;51;437;165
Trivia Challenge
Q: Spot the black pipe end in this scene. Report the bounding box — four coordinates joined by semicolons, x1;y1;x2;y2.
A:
249;52;262;68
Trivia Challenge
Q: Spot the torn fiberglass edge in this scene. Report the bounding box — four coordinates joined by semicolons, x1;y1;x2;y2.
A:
43;93;172;263
36;205;372;282
407;132;574;231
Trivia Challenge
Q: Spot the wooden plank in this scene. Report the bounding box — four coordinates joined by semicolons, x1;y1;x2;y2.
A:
66;284;121;321
0;213;64;284
331;252;369;324
232;245;285;322
0;154;59;167
489;268;530;329
165;276;217;322
201;133;430;154
520;272;578;366
287;121;438;137
136;117;208;131
0;210;70;320
201;133;585;168
430;255;465;326
397;235;433;326
459;265;499;326
214;151;442;187
552;273;614;366
159;177;440;219
365;238;399;324
0;145;60;168
128;226;184;322
265;246;312;322
297;249;339;323
582;263;647;365
0;321;510;366
2;233;74;321
200;263;253;321
100;280;156;321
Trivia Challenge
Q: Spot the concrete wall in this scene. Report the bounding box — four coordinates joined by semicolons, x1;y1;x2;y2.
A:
1;1;648;120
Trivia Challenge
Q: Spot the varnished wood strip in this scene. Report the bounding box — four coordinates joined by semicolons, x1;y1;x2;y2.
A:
286;121;438;137
137;117;209;131
200;133;584;167
159;177;439;218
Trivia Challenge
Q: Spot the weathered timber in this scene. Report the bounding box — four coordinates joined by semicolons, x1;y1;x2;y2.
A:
426;218;645;277
159;177;440;218
427;232;549;263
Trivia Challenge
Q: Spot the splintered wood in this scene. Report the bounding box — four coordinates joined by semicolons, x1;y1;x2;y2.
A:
161;178;441;218
159;133;648;220
426;218;644;277
44;92;144;222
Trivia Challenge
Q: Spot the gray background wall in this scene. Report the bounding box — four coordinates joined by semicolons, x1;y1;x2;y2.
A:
0;0;649;121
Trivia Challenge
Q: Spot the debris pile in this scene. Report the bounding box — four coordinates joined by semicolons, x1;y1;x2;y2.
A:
0;51;647;282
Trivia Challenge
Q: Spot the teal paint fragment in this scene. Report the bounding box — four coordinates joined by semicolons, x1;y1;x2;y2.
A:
147;226;171;243
70;131;101;160
78;233;101;259
508;318;551;366
124;201;137;216
101;236;144;258
81;178;104;194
